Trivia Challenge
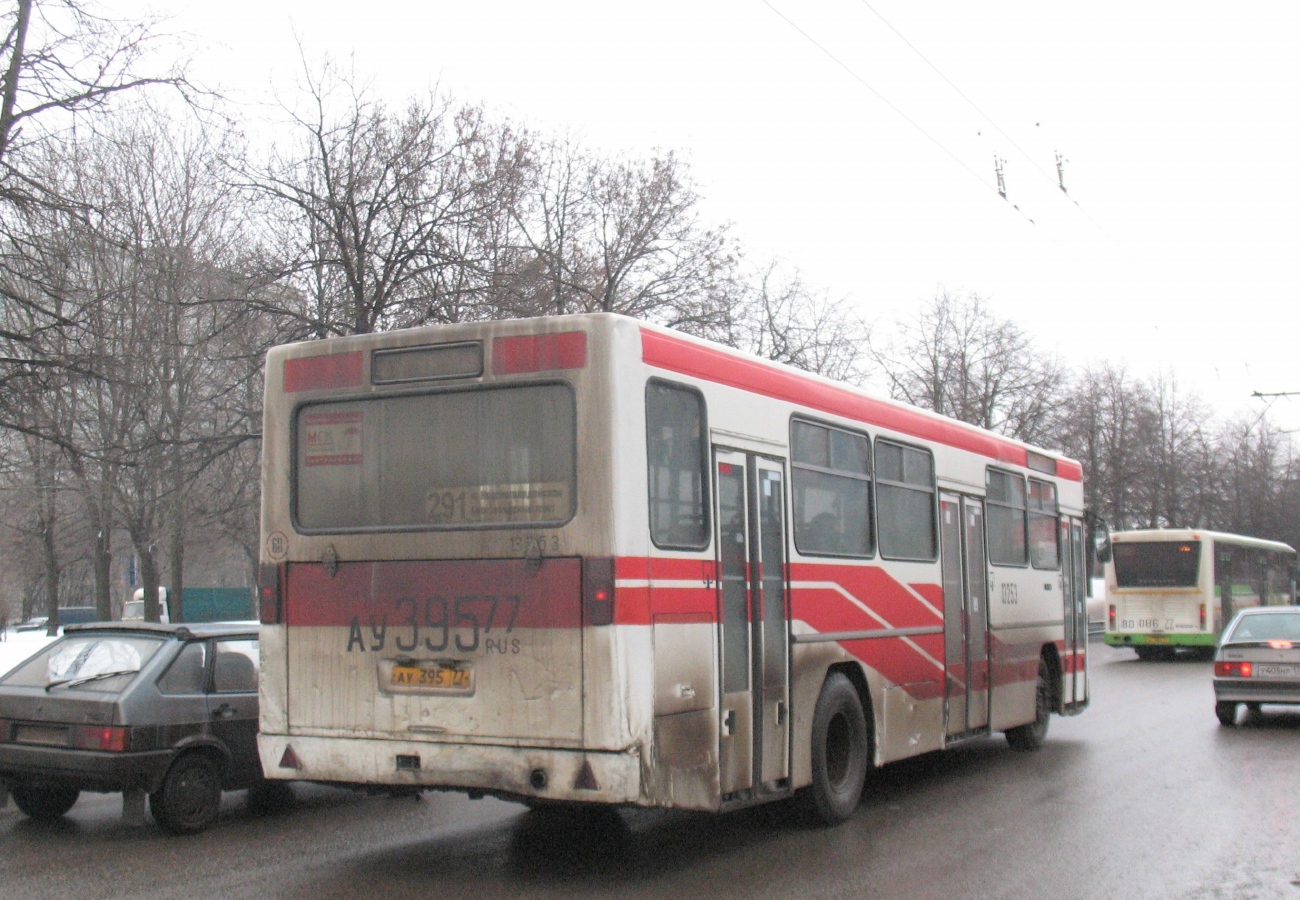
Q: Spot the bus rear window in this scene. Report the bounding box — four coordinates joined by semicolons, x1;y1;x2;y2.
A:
1113;541;1201;588
294;383;576;531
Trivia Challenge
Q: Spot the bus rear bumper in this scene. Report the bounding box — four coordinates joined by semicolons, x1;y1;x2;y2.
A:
256;733;644;806
1104;633;1217;648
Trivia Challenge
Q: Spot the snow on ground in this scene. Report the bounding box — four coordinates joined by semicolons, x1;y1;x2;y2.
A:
0;628;59;677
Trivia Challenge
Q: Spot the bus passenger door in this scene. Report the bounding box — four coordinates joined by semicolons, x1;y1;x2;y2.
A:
1061;518;1089;708
755;461;791;786
714;450;791;798
963;500;990;730
940;493;990;736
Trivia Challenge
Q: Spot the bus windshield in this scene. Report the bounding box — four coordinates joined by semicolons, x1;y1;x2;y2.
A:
1113;541;1201;588
294;383;576;531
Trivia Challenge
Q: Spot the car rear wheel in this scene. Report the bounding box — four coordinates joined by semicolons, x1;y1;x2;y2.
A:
10;784;80;821
1215;701;1238;726
800;672;869;826
151;752;224;835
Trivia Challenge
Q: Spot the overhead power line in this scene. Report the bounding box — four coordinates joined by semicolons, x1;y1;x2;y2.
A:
760;0;1038;228
851;0;1109;236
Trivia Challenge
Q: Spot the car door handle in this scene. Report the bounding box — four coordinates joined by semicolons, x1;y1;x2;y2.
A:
211;703;236;719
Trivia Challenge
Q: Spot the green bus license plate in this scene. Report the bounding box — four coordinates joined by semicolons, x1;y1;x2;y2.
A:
1255;664;1299;679
390;664;473;692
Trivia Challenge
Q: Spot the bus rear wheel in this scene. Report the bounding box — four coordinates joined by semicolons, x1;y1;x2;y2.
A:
800;672;869;826
1005;657;1052;751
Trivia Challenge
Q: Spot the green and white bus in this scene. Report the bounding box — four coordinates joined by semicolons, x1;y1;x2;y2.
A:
1104;529;1296;659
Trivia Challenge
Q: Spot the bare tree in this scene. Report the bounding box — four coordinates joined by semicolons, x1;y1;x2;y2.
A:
0;0;189;355
249;61;517;337
870;290;1066;444
0;109;259;623
724;260;870;381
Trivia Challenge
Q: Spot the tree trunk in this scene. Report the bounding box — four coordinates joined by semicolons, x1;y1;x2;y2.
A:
41;494;60;636
138;545;161;623
168;509;184;624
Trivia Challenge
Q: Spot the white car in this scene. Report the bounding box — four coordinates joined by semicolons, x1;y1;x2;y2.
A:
1213;606;1300;725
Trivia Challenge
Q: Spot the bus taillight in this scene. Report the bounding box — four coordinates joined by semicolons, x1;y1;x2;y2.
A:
1200;604;1206;630
259;563;284;625
1108;605;1116;630
583;557;616;627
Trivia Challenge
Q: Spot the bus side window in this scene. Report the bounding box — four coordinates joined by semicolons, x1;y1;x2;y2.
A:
875;440;936;561
646;380;709;550
986;468;1028;567
1028;479;1060;570
791;419;873;558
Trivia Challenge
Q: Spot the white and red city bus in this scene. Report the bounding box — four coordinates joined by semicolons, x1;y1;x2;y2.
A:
256;313;1092;823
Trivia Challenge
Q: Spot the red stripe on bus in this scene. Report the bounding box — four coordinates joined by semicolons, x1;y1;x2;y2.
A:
988;634;1043;687
645;585;715;619
789;562;943;631
640;327;1082;481
909;582;944;608
492;331;587;374
283;351;364;393
647;556;716;582
284;558;582;628
836;637;945;697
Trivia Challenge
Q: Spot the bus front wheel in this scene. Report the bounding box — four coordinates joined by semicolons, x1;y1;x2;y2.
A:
800;672;869;826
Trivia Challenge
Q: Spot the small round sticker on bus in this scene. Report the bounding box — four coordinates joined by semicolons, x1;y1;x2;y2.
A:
266;531;288;561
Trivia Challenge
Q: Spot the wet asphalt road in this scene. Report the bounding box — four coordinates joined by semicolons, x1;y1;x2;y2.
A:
2;639;1297;900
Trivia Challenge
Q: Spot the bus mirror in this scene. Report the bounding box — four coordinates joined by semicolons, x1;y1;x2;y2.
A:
1090;516;1112;564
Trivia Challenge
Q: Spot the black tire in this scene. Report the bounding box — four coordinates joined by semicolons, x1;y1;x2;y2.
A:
10;784;80;821
1216;701;1238;726
1006;657;1052;751
246;780;296;814
150;752;224;835
800;672;870;826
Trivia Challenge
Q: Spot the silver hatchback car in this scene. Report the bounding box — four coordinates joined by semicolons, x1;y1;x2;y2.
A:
1213;607;1300;726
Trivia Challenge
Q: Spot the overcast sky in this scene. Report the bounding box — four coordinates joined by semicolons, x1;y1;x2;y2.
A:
132;0;1300;430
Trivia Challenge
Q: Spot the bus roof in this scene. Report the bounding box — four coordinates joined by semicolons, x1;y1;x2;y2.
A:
266;312;1084;481
636;317;1082;481
1110;528;1296;555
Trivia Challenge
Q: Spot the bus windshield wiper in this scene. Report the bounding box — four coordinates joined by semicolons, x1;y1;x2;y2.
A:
45;670;139;691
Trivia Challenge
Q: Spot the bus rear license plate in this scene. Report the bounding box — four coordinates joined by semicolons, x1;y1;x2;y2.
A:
1255;664;1299;679
1145;636;1170;644
389;664;473;693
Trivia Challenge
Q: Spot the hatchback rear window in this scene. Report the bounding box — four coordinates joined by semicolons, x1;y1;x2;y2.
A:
0;634;166;691
1227;613;1300;643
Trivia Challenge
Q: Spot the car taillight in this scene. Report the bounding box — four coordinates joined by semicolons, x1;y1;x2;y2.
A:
1268;640;1294;649
70;724;130;752
259;562;284;625
1214;661;1253;678
583;557;616;627
1108;605;1116;630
